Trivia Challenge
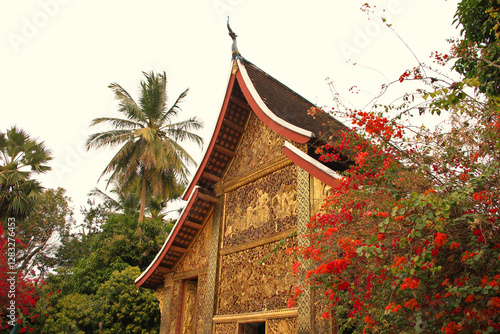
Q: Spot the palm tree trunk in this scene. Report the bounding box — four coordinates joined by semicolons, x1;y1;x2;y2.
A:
137;175;147;236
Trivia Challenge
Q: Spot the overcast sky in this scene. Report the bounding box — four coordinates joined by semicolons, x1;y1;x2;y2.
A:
1;0;461;222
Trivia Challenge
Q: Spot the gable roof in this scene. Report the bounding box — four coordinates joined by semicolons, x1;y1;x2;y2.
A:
136;57;346;289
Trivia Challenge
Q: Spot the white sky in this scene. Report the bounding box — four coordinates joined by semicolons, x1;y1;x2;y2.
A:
1;0;461;223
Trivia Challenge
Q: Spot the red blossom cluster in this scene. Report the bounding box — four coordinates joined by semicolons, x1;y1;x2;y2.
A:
431;51;451;66
0;224;41;332
348;109;404;140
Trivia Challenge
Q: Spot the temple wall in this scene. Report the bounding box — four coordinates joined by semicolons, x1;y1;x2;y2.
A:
213;323;237;334
217;237;297;315
222;165;297;248
223;113;287;181
268;317;298;333
156;216;212;334
174;217;211;274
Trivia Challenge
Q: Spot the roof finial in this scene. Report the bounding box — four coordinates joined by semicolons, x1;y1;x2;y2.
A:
227;17;241;60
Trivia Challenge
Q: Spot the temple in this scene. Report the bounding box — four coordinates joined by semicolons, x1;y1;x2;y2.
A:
136;26;348;334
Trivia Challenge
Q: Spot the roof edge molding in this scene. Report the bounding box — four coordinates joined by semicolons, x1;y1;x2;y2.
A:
284;141;341;188
135;187;200;288
236;59;314;144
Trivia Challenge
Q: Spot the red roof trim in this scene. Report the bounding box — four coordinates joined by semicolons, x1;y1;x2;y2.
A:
284;142;341;188
135;187;199;288
182;73;237;201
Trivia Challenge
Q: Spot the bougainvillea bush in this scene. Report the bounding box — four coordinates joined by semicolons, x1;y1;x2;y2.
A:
294;92;500;333
0;223;41;333
290;3;500;330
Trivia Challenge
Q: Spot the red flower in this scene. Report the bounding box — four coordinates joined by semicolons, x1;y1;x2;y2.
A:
364;315;375;325
474;229;486;243
400;277;420;290
434;232;447;248
404;298;419;309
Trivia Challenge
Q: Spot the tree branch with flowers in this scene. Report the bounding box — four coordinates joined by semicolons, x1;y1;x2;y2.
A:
290;1;500;333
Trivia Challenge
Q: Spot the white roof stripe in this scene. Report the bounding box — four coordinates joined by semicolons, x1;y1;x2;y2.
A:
284;141;342;180
237;59;315;139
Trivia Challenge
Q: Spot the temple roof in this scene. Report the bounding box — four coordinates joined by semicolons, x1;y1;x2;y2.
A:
135;57;347;289
241;59;346;140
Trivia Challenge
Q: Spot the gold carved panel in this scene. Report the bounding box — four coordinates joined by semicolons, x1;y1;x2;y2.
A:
156;287;165;315
217;237;297;315
223;165;297;248
195;274;207;334
224;113;286;181
174;217;212;274
311;176;332;215
268;317;298;334
181;280;198;334
168;281;181;333
214;322;237;334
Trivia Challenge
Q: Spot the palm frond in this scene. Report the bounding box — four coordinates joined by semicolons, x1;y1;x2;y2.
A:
159;88;189;125
108;82;146;123
86;130;135;150
89;117;142;130
139;71;168;121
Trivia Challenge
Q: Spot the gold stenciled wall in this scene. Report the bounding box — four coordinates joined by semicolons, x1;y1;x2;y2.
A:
217;237;297;315
174;218;211;274
224;113;287;181
223;166;297;248
157;216;212;334
215;113;299;320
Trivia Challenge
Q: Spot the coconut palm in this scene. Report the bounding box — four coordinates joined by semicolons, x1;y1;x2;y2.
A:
0;126;52;222
86;71;203;224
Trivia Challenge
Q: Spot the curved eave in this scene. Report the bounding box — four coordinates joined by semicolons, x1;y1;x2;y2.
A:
135;187;200;288
236;59;314;144
284;141;341;188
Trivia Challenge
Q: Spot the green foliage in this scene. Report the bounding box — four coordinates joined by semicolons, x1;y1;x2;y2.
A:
30;207;168;332
62;213;170;295
95;267;160;334
453;0;500;96
41;293;96;334
35;267;160;334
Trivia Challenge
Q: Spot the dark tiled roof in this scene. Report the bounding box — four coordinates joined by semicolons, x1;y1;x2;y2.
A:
241;58;347;142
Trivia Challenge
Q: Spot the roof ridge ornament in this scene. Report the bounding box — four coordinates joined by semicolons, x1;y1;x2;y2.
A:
227;17;241;60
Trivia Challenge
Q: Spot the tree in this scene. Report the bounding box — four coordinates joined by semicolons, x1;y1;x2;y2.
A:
289;2;500;333
87;71;204;224
16;188;74;277
0;126;52;223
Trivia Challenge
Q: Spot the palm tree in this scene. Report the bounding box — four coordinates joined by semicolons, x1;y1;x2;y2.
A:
0;126;52;222
86;71;203;224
